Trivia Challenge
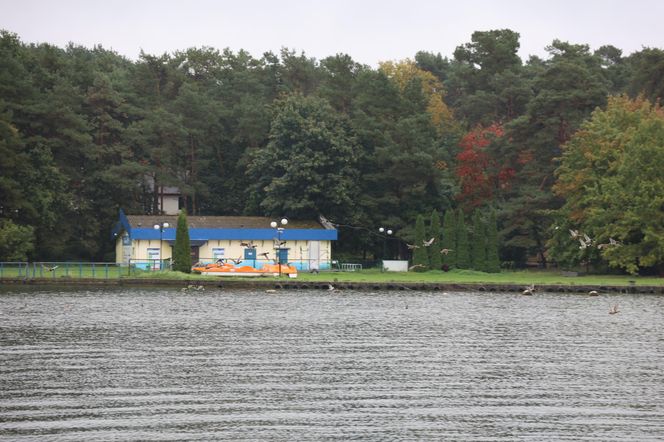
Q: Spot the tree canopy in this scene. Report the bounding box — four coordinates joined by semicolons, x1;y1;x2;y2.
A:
1;29;663;273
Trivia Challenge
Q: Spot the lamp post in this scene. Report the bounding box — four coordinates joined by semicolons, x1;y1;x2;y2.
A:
270;218;288;277
379;227;393;260
153;221;169;270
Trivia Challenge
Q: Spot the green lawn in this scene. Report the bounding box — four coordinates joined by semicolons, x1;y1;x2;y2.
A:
2;264;662;286
294;269;663;286
123;268;664;286
0;263;125;279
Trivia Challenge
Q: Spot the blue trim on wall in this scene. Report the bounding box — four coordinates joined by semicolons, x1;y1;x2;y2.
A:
119;209;132;236
130;227;337;241
111;209;132;239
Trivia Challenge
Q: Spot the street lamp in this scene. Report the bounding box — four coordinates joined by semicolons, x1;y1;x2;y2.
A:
271;218;288;277
153;221;169;270
378;227;393;260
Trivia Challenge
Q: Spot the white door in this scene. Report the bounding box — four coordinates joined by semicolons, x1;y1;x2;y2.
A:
308;241;320;271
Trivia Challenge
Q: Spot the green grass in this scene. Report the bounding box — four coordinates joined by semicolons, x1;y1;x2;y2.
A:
0;263;125;279
119;268;664;286
294;269;663;286
1;264;662;286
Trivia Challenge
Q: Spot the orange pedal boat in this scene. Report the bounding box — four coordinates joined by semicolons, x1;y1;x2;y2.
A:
192;261;298;278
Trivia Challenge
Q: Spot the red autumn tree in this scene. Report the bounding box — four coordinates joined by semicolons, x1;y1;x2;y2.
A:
455;123;514;208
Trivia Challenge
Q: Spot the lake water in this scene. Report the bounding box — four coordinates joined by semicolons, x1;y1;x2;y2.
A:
0;287;663;441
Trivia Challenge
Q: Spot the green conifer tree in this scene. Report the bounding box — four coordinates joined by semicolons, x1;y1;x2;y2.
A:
173;209;191;273
441;209;457;269
471;210;487;271
412;214;429;271
456;210;470;269
486;210;501;273
429;210;442;270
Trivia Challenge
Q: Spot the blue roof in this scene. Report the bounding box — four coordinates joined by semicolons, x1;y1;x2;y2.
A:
116;209;337;241
131;227;337;241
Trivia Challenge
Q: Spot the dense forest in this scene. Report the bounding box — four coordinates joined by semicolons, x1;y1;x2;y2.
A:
1;29;663;273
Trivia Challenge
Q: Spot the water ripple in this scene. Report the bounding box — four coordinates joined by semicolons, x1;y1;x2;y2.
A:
0;288;662;440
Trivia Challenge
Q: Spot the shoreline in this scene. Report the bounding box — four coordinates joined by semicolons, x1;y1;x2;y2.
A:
1;278;662;294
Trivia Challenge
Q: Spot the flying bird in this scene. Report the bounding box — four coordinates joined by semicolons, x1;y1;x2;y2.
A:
609;304;620;315
579;234;593;249
240;241;256;249
439;248;453;255
569;229;580;239
259;252;270;259
598;238;621;249
406;243;420;250
42;265;59;272
522;284;535;296
409;264;426;271
423;238;435;247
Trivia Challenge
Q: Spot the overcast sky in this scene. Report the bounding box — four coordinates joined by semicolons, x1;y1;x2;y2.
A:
2;0;663;65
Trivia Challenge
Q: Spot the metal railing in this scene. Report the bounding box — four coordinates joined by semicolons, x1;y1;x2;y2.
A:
127;259;172;274
0;262;123;280
0;262;30;279
0;257;353;280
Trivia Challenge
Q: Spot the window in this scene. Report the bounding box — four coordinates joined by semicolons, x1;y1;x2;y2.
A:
212;248;225;260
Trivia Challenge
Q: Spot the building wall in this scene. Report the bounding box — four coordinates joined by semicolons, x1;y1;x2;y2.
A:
197;239;330;263
115;238;174;263
161;195;179;215
116;236;331;268
115;238;123;264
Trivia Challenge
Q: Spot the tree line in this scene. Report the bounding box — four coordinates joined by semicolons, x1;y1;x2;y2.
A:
409;209;500;273
1;29;663;273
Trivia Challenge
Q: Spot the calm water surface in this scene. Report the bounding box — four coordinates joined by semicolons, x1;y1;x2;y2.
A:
0;287;662;441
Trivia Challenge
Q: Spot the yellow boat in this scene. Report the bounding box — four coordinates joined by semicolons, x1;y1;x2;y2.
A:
192;261;298;278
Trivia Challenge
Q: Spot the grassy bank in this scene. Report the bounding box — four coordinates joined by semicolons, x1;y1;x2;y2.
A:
297;269;663;286
129;268;663;286
2;265;662;287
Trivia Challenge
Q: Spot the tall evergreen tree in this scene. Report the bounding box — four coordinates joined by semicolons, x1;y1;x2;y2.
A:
471;210;487;271
429;210;442;270
441;209;457;268
412;214;429;271
173;209;191;273
456;210;471;269
486;210;501;273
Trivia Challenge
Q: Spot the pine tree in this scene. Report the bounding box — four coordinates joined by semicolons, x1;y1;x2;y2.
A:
173;209;191;273
412;214;429;271
456;210;471;269
471;210;487;271
429;210;442;270
441;209;457;269
486;210;501;273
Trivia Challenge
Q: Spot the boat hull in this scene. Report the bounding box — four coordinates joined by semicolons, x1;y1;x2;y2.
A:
192;263;298;278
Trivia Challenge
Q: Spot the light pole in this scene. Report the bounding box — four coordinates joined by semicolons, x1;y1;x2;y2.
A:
153;221;169;270
378;227;393;261
271;218;288;277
